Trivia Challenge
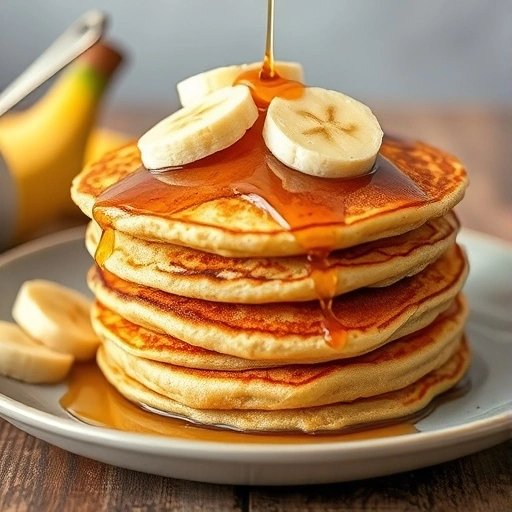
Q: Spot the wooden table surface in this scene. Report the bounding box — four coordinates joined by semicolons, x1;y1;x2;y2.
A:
0;106;511;511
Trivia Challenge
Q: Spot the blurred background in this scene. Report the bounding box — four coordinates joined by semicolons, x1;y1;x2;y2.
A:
1;0;510;109
0;0;510;244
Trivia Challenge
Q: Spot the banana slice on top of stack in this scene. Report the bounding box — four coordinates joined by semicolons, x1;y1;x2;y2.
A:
138;85;258;170
138;61;383;179
0;280;100;383
176;60;304;107
263;88;382;178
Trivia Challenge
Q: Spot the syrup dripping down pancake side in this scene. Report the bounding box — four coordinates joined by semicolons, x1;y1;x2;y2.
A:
87;243;468;362
84;212;459;304
99;295;467;410
71;131;468;257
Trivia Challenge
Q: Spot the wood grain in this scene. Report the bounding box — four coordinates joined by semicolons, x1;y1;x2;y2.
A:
0;107;510;511
0;420;243;512
0;420;510;511
249;442;512;512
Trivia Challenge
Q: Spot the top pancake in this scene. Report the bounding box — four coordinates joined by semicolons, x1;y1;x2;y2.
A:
71;133;468;257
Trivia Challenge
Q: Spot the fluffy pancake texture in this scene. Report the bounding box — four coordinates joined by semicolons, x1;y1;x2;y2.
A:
72;137;468;257
87;243;468;361
91;301;277;370
100;295;466;410
97;337;470;432
85;212;459;303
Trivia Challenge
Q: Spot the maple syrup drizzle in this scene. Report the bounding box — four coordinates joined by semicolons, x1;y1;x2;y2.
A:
234;70;304;109
234;0;302;108
305;251;345;347
60;362;471;443
59;362;416;442
234;0;303;108
95;228;115;269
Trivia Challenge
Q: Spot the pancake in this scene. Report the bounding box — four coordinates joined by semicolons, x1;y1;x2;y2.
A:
72;143;140;218
85;212;459;303
71;134;468;257
91;301;279;370
91;293;466;369
88;243;468;362
97;336;470;432
101;295;466;410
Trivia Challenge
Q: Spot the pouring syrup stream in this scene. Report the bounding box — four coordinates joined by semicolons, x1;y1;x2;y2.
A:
261;0;276;79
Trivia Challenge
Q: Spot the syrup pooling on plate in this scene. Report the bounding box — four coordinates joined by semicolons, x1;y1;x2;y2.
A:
60;362;419;442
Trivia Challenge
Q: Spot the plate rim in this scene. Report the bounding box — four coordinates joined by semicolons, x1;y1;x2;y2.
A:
0;226;510;460
0;390;509;461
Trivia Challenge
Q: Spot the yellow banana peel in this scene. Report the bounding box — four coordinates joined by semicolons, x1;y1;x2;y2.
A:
0;43;123;243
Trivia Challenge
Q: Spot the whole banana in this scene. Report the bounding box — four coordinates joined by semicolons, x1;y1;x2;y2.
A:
0;42;123;245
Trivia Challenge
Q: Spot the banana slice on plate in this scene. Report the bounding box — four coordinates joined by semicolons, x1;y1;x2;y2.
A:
138;85;258;170
0;321;73;383
12;280;99;361
263;87;383;178
177;61;304;107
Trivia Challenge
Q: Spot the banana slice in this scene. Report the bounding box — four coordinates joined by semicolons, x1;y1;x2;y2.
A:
177;61;304;107
12;280;99;361
138;85;258;170
0;321;73;383
263;87;383;178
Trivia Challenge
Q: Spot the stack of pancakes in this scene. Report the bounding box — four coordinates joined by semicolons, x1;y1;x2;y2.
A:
71;135;470;433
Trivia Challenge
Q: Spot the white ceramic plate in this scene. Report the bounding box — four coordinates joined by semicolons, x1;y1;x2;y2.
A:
0;228;510;485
